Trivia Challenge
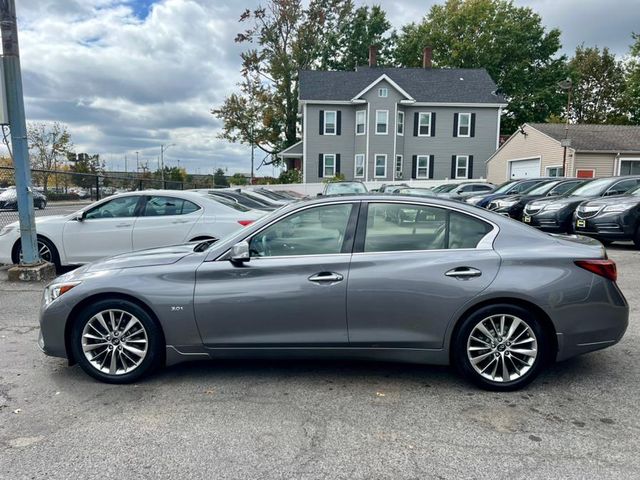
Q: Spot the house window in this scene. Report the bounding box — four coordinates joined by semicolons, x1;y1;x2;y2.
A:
418;112;431;136
378;87;388;98
355;110;366;135
375;154;387;178
376;110;388;134
395;155;403;179
546;166;564;177
397;111;404;136
354;154;365;178
456;155;469;179
323;154;336;177
458;113;471;137
416;155;430;178
619;160;640;175
324;111;336;135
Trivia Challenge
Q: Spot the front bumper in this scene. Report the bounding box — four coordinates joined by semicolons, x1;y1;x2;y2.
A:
522;210;573;233
572;211;636;240
38;293;74;360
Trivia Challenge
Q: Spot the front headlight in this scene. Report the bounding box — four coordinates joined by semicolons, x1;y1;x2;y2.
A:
496;200;518;208
603;204;631;213
0;225;15;236
43;281;81;306
466;196;484;205
542;203;565;212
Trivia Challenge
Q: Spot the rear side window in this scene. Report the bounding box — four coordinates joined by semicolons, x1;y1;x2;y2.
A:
142;196;200;216
363;203;492;252
606;179;640;196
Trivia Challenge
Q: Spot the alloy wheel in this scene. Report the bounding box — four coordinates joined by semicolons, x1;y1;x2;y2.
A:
81;309;148;375
18;240;52;263
466;314;538;383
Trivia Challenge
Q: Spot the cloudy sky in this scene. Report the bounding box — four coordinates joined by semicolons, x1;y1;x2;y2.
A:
11;0;640;174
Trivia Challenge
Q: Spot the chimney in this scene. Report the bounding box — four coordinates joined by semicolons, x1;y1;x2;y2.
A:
368;45;378;67
422;46;432;68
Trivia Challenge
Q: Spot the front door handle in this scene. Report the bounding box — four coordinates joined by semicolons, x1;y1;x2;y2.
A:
308;272;344;283
115;223;132;228
445;267;482;279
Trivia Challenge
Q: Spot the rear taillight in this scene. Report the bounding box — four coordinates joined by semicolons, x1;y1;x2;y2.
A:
575;259;617;282
237;220;254;227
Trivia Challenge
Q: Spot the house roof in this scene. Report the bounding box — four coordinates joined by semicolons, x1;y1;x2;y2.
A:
278;140;303;157
299;67;505;104
530;123;640;153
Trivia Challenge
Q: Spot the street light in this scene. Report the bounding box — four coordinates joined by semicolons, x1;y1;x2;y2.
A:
558;78;573;177
159;143;176;184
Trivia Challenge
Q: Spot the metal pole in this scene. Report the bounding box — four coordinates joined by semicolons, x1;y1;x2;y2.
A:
1;0;38;264
250;125;254;184
135;151;139;173
160;145;165;183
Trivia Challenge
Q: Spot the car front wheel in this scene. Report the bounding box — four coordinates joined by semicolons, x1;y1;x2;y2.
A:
453;304;550;391
70;299;164;384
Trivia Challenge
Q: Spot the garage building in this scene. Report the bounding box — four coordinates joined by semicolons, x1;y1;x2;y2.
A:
486;123;640;184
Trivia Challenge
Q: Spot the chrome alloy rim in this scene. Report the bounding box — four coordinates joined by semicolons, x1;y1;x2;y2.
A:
19;240;52;263
467;314;538;382
81;309;148;375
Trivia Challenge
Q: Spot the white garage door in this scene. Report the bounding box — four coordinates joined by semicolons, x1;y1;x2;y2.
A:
509;158;541;179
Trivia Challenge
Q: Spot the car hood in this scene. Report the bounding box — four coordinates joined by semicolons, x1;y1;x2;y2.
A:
83;243;198;272
581;194;640;207
529;195;588;208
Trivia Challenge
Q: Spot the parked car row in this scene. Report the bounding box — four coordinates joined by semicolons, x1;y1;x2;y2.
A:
466;176;640;247
0;186;47;210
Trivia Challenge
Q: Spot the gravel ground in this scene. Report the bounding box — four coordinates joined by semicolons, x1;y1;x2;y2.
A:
0;245;639;479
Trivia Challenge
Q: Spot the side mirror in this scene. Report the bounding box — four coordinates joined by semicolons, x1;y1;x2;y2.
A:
74;211;86;222
229;241;250;264
316;193;323;197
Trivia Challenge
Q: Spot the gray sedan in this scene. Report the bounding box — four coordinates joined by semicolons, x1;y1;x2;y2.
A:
38;195;628;390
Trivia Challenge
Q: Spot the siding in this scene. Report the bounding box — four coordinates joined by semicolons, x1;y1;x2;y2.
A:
486;124;564;184
574;153;616;177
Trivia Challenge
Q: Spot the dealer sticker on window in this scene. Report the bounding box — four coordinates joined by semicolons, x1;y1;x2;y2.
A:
523;215;531;223
576;219;586;228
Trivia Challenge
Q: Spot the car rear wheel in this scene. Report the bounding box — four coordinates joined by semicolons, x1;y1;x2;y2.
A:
453;304;550;391
70;299;163;384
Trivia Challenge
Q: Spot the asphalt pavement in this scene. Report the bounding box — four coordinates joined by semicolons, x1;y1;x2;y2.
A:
0;245;639;479
0;201;90;228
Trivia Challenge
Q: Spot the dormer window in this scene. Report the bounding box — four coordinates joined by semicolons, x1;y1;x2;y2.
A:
378;87;388;98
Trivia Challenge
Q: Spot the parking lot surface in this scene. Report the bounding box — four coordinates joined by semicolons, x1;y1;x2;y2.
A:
0;201;89;228
0;246;639;479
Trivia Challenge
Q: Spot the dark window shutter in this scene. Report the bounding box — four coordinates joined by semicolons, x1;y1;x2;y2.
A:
429;155;435;179
319;110;324;135
336;154;341;174
412;155;417;179
468;155;474;178
453;113;459;137
430;112;436;137
413;112;419;136
318;154;323;178
336;111;342;135
451;155;457;179
470;113;476;137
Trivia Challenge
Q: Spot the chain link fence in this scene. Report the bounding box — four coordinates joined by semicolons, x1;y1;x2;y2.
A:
0;166;215;228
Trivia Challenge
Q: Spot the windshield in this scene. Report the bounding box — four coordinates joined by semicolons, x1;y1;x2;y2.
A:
399;188;435;197
325;182;367;195
493;180;518;194
568;178;611;197
253;189;286;201
434;184;457;193
204;194;252;212
523;181;559;196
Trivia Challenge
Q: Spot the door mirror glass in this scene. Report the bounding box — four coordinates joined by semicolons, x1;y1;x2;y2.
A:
230;241;250;263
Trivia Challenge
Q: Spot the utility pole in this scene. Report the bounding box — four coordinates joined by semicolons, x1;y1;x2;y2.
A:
1;0;38;264
124;154;127;174
250;125;255;184
558;78;573;177
159;143;175;184
135;151;139;173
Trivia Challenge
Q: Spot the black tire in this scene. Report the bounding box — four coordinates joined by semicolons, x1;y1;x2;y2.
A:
599;239;613;247
12;236;61;269
452;304;551;391
633;227;640;249
70;299;164;384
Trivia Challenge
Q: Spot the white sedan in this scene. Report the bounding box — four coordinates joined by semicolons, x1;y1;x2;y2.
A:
0;190;264;267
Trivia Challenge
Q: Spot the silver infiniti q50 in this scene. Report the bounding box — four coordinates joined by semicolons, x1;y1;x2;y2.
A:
38;195;628;390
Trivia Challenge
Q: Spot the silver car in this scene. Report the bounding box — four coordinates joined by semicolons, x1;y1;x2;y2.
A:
38;195;628;390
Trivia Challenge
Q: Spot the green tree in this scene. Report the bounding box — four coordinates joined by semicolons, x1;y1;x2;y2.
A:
625;33;640;124
230;173;248;185
68;152;103;190
394;0;567;133
213;168;229;187
568;45;627;124
27;122;73;193
278;168;302;184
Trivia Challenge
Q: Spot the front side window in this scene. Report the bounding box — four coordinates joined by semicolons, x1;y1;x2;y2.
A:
354;154;365;178
355;110;366;135
364;203;492;252
458;113;471;137
376;110;388;134
375;155;387;178
395;155;403;179
418;112;431;136
143;196;200;216
249;204;354;257
456;155;469;179
323;154;336;177
85;196;141;219
397;111;404;135
378;87;388;97
606;179;640;196
416;155;430;178
324;111;336;135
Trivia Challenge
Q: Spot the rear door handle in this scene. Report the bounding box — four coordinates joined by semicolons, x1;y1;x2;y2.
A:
308;272;344;283
445;267;482;279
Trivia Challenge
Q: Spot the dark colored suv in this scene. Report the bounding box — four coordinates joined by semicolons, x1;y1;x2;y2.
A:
573;184;640;247
465;178;552;208
522;176;640;233
486;178;586;219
